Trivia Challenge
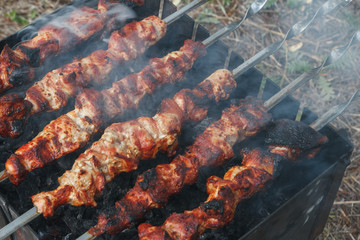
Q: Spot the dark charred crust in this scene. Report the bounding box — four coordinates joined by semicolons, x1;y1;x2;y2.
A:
66;72;77;84
271;153;284;177
142;69;159;90
218;185;234;199
185;90;208;107
164;231;172;240
201;199;224;214
126;74;138;93
18;45;41;67
0;95;32;138
138;168;158;191
265;119;328;150
107;219;120;228
85;116;92;124
105;56;110;64
171;59;178;69
8;66;34;86
9;119;26;135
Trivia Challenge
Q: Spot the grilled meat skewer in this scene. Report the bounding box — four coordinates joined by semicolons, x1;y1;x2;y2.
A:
31;68;235;218
0;0;212;139
78;30;356;237
0;0;247;185
4;39;206;185
0;0;140;94
0;15;167;138
85;97;271;236
138;119;328;240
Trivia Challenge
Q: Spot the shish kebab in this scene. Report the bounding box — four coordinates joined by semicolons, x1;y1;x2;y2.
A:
138;96;360;240
74;28;359;240
0;1;354;238
0;0;269;185
2;38;206;185
0;1;271;237
0;0;347;185
138;86;360;240
0;0;142;94
0;0;209;138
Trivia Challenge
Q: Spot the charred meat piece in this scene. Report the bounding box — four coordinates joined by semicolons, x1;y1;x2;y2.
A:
265;119;328;160
31;69;235;218
0;94;32;138
0;0;142;93
0;15;167;138
138;121;328;240
5;40;206;185
87;97;271;236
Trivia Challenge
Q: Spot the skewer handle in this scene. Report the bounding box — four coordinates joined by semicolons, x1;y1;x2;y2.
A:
0;207;39;240
310;88;360;131
202;0;268;47
232;0;351;78
0;170;8;183
163;0;209;24
264;29;360;110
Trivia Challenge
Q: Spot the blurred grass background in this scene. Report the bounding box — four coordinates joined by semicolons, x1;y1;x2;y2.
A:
0;0;359;239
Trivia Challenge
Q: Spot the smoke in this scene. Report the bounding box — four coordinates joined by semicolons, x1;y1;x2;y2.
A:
0;0;357;239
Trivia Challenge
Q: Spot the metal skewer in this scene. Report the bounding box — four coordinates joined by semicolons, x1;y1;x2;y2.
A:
1;0;356;239
0;0;351;185
163;0;209;25
310;88;360;131
263;29;360;110
0;0;212;239
158;0;165;19
0;172;7;184
204;0;268;46
0;0;269;186
202;0;268;47
77;7;360;240
0;0;213;186
77;89;360;240
0;0;270;238
0;0;267;186
76;2;359;240
232;0;352;79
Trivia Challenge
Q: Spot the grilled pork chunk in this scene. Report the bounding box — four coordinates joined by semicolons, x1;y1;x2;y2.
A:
0;0;142;93
138;120;328;240
5;40;205;185
0;15;167;138
31;69;235;217
88;98;271;235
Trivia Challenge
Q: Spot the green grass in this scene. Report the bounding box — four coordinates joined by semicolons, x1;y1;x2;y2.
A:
4;9;37;26
4;10;29;26
196;8;220;24
315;75;336;101
286;0;302;9
264;0;278;9
287;59;312;74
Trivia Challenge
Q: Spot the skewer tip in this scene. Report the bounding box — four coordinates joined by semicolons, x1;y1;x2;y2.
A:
0;170;8;183
77;231;96;240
